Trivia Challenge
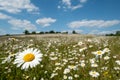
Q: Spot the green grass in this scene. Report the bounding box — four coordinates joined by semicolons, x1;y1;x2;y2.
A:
0;35;120;80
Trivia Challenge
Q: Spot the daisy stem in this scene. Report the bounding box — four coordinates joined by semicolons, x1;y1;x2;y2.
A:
98;56;101;80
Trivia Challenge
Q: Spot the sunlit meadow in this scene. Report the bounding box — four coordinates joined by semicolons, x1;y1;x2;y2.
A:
0;34;120;80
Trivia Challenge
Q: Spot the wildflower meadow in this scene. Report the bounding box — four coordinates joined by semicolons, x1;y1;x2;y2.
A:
0;34;120;80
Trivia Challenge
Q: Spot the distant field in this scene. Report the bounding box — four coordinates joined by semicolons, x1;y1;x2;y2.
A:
0;34;120;80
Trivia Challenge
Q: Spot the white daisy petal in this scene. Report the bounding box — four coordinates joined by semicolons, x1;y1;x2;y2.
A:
16;62;24;67
14;48;43;70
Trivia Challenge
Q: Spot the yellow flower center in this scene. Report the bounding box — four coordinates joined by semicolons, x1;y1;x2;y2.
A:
23;53;35;62
92;72;96;74
97;51;102;55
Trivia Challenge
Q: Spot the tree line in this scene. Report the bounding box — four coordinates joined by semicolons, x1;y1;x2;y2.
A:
4;30;120;36
23;30;77;35
105;31;120;36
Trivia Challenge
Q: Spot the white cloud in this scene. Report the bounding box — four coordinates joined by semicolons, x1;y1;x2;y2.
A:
62;0;71;7
71;5;83;10
0;12;12;19
68;20;120;28
74;29;83;33
8;19;36;30
59;0;87;11
57;5;61;9
36;18;56;27
0;0;39;14
80;0;87;3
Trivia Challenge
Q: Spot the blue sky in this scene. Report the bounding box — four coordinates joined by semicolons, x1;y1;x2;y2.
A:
0;0;120;35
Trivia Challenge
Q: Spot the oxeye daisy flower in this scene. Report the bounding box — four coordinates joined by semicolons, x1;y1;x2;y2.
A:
78;41;84;46
68;65;77;70
63;68;70;74
68;76;73;80
115;60;120;65
103;48;110;53
14;48;43;70
89;71;100;78
91;63;98;67
92;50;104;58
93;50;104;55
104;56;110;60
80;62;85;67
63;75;67;79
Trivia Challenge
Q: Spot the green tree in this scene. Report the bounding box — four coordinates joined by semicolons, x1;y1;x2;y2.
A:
72;30;77;34
5;34;10;36
23;30;29;35
45;32;49;34
31;31;36;34
39;31;44;34
116;31;120;36
62;31;68;34
49;30;55;34
56;31;61;34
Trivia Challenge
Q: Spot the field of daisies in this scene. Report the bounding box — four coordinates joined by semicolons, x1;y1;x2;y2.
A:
0;34;120;80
